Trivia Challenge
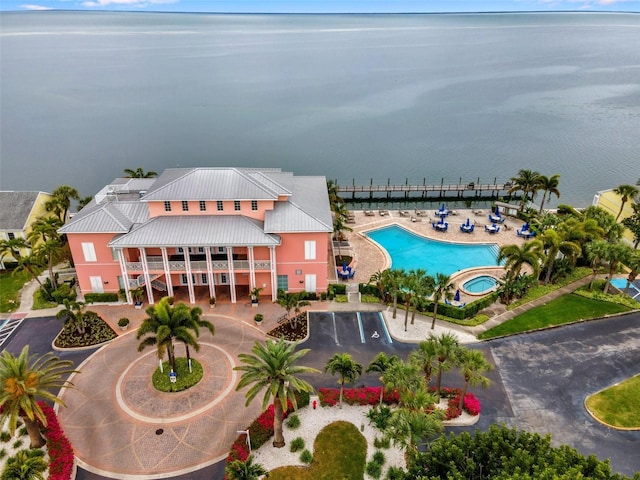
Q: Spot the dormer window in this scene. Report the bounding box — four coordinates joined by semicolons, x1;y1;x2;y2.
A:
251;200;258;211
234;200;241;211
199;201;206;211
217;201;224;211
164;201;171;212
182;201;189;211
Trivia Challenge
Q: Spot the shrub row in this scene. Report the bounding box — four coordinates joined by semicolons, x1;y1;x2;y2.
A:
39;401;75;480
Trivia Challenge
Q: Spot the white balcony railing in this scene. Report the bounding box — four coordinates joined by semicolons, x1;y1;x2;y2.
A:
125;260;271;272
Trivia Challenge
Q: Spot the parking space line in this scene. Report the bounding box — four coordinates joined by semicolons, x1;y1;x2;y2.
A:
331;312;339;346
0;317;24;349
377;312;392;344
356;312;365;343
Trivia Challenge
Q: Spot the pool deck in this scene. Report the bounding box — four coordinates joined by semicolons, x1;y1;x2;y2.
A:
337;208;530;306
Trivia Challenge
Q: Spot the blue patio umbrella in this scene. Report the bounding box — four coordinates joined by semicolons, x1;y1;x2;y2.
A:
342;260;347;270
494;205;501;216
440;203;446;212
465;218;471;227
454;289;461;302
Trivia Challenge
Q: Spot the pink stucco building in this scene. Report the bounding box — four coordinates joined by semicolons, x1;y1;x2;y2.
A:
59;168;333;305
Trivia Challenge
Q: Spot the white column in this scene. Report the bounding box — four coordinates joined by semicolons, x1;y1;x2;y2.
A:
161;247;174;298
248;246;256;290
270;246;278;302
117;248;132;304
227;246;236;303
139;248;155;305
184;247;195;304
206;246;216;300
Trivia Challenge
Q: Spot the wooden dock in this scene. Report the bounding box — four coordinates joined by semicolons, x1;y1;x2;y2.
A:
336;178;514;201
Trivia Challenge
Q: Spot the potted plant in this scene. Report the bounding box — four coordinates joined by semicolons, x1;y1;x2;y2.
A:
209;297;216;309
130;288;144;308
250;287;263;307
254;313;263;325
118;317;130;331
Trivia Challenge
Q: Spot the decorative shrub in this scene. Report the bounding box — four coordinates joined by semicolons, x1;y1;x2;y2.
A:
300;449;313;464
285;413;300;429
12;439;23;449
365;459;383;479
117;317;130;328
385;466;406;479
290;437;305;453
0;431;10;442
39;401;75;480
367;405;393;430
373;436;391;449
372;450;386;466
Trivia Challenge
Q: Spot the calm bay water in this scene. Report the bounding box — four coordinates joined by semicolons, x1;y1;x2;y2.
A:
1;11;638;206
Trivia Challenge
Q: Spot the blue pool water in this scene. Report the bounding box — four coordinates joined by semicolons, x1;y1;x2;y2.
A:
463;275;499;294
366;225;500;276
611;278;640;300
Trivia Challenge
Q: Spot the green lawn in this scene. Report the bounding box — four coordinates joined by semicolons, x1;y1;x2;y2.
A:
269;421;367;480
479;294;631;339
0;270;32;313
586;375;640;429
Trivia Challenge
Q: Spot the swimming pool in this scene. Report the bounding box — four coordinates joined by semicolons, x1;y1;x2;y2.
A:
462;275;499;294
365;225;500;276
611;278;640;300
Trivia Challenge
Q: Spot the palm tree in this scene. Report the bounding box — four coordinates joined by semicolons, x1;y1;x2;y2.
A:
381;359;424;408
333;214;353;259
28;216;63;244
409;337;438;385
540;229;581;284
45;185;80;223
123;167;158;178
385;269;405;319
385;408;443;460
432;332;460;401
508;169;541;211
224;455;269;480
366;352;399;406
0;236;30;263
33;238;64;290
456;349;493;411
622;203;640;248
583;205;624;242
12;253;45;288
136;297;202;372
324;353;363;407
56;299;88;334
368;270;387;301
612;184;639;221
0;346;76;448
430;273;454;330
497;240;544;281
536;174;561;213
234;338;319;448
401;269;431;330
586;240;630;292
1;450;48;480
178;304;215;365
326;179;344;211
276;290;311;328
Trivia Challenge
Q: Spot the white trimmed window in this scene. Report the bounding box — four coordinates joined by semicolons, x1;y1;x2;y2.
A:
89;276;104;293
217;201;224;211
199;201;206;211
164;201;171;212
234;200;241;211
182;201;189;211
81;242;97;262
251;200;258;211
304;240;316;260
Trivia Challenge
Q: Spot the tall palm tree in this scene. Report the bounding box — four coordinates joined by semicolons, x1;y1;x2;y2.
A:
123;167;158;178
540;229;581;284
409;337;438;385
333;213;353;259
612;184;639;221
28;216;63;244
325;353;363;407
1;450;48;480
536;174;561;213
326;179;344;209
56;299;88;334
366;352;399;406
410;272;434;326
12;253;44;288
401;269;423;331
508;169;541;211
622;203;640;248
234;338;319;447
0;237;30;263
583;205;624;242
586;240;630;292
136;297;202;372
276;290;311;328
430;273;454;330
382;359;424;408
45;185;80;223
224;455;269;480
368;270;387;300
178;304;215;365
432;332;460;401
497;240;544;281
33;238;64;290
456;349;493;411
0;346;76;448
383;269;405;319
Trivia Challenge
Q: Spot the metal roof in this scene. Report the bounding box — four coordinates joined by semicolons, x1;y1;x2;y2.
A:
59;201;149;234
0;191;51;231
141;168;291;201
108;215;281;248
264;176;333;233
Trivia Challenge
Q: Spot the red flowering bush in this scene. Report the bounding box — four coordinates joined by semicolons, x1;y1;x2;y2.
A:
444;404;461;420
462;393;481;416
37;401;75;480
318;387;400;407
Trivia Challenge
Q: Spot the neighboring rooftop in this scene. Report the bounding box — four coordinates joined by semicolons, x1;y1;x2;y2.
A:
0;191;51;231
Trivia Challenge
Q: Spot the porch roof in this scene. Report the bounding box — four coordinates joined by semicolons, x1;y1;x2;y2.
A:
108;215;281;248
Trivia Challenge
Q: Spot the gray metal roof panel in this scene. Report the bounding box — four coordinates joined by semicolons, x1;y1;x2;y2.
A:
58;201;148;234
0;191;47;230
108;215;281;247
141;168;286;201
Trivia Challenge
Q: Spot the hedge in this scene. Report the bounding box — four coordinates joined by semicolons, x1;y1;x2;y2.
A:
84;292;119;303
